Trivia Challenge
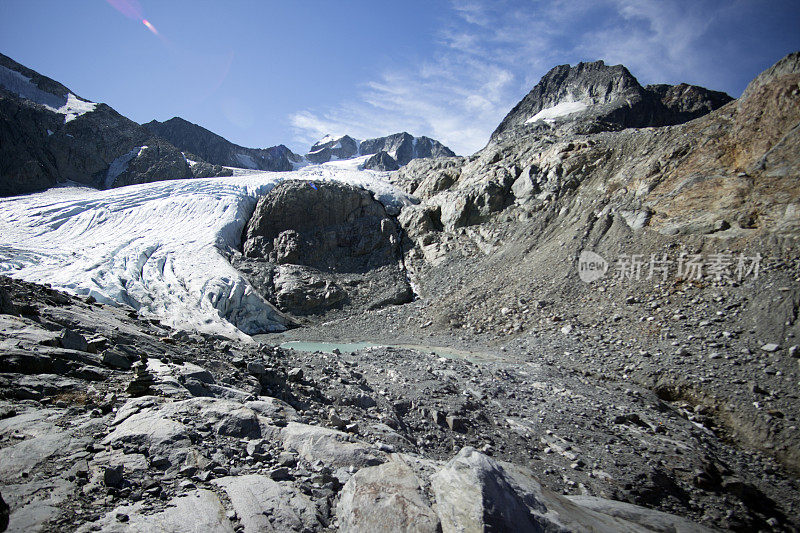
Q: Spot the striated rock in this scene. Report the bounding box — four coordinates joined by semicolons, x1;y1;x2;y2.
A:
280;422;385;468
337;458;440;533
567;495;716;533
79;489;234;533
214;475;320;532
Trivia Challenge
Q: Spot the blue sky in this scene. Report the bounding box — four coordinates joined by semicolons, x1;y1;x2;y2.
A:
1;1;798;155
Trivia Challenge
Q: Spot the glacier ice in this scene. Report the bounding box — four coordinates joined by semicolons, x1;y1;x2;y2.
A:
0;167;413;339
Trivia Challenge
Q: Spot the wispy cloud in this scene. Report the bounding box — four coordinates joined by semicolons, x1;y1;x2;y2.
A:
289;0;751;155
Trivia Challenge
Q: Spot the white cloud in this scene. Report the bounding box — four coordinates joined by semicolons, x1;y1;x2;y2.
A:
288;0;746;156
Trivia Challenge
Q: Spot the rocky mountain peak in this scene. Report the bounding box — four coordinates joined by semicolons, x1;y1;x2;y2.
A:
144;117;301;172
0;54;231;196
490;59;732;144
305;131;456;169
306;134;360;163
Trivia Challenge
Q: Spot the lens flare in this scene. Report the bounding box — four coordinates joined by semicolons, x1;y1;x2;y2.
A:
142;19;158;35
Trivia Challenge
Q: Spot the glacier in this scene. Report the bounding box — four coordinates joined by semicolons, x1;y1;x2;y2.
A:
0;167;413;339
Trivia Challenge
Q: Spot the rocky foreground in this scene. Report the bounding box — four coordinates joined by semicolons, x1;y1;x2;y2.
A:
0;269;798;532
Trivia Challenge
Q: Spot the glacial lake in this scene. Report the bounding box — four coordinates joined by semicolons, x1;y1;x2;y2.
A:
275;340;497;363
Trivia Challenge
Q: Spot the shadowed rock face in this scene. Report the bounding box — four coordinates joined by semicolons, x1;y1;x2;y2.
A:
362;151;400;171
144;117;301;171
0;53;230;197
490;60;732;143
236;180;411;315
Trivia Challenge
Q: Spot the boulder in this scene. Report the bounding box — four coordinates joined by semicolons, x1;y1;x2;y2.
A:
57;328;88;352
337;458;440;533
280;422;385;469
213;475;320;532
0;287;15;315
431;447;649;532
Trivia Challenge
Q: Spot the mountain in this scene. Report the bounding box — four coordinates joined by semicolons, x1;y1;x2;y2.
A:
1;53;799;532
0;53;231;197
305;132;456;169
144;117;303;172
490;60;732;143
393;52;800;483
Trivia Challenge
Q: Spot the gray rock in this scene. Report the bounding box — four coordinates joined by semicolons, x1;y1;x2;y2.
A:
0;53;231;196
306;135;360;163
0;287;15;315
761;343;780;352
567;495;717;533
0;490;8;532
144;117;300;171
431;447;649;532
337;458;440;533
101;349;132;370
57;328;87;352
103;464;124;488
491;59;731;143
213;475;320;533
362;151;400;171
78;489;234;533
287;367;303;382
237;180;411;316
280;422;385;469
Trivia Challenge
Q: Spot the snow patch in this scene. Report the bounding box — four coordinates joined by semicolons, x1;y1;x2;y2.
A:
105;147;141;188
0;64;97;123
0;65;97;123
234;153;258;169
525;101;589;124
61;93;97;123
321;154;371;172
0;168;413;339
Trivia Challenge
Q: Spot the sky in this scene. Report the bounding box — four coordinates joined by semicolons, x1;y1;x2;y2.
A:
1;1;798;156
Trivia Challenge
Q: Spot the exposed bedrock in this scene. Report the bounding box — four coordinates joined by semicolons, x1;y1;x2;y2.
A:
234;180;412;317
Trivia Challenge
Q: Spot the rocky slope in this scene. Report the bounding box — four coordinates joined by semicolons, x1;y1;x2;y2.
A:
144;117;303;172
306;132;456;170
0;276;772;532
0;54;231;197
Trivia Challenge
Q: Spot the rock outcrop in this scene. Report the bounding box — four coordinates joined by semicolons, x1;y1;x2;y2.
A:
144;117;302;171
234;180;411;316
0;53;230;197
